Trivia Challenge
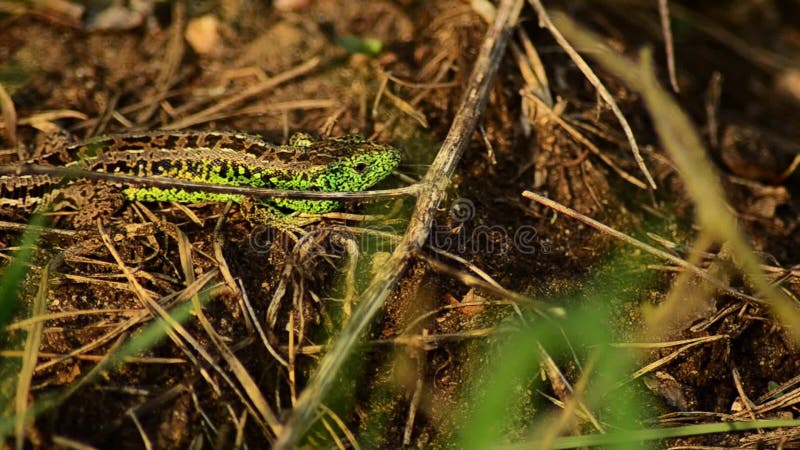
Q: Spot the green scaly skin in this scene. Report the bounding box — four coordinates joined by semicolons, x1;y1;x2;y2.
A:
0;131;401;225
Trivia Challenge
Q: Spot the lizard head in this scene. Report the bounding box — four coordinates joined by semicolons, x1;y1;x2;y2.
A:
303;134;401;192
270;133;400;214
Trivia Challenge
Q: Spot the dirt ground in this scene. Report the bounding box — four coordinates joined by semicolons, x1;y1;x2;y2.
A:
1;0;800;448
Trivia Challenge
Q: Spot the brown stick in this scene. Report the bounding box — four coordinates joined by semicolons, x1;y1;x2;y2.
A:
273;0;525;447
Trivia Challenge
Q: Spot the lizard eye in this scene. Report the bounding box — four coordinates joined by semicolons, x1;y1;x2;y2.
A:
354;162;369;173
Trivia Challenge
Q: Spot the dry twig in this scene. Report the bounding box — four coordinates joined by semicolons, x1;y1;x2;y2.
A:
273;0;525;447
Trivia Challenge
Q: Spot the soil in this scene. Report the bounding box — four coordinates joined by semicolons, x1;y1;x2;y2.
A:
1;0;799;448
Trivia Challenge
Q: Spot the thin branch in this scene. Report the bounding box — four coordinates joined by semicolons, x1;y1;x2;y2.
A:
272;0;525;447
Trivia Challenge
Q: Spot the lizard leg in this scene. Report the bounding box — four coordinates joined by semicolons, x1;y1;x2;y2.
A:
239;197;315;233
40;180;124;229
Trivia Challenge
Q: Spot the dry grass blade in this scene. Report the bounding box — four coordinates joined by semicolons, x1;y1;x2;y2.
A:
273;1;525;447
775;153;800;183
174;227;283;440
0;1;26;14
540;343;604;432
238;278;288;367
667;2;795;71
401;302;513;336
426;246;504;289
376;328;498;348
516;28;552;106
32;276;225;373
128;410;153;450
756;374;800;405
535;354;599;450
610;335;726;350
522;191;764;306
98;232;222;393
6;308;139;331
14;259;50;450
339;236;359;320
625;335;728;383
522;92;648;189
0;82;17;148
194;98;338;124
403;343;424;446
549;13;800;340
383;89;429;128
731;366;757;421
744;387;800;417
59;274;160;298
34;315;141;373
419;251;555;314
528;0;657;190
135;2;184;123
14;109;89;127
267;256;298;328
658;0;679;93
95;225;289;436
0;350;185;364
164;57;320;130
46;333;130;422
51;434;98;450
0;220;76;238
319;404;360;450
210;228;288;366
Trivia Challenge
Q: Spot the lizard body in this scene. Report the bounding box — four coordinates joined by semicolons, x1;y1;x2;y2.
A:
0;131;401;225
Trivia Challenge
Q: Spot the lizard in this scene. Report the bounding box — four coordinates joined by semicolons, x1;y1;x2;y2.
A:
0;130;401;228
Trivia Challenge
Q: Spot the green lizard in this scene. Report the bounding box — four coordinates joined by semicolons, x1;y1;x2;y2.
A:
0;131;401;227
